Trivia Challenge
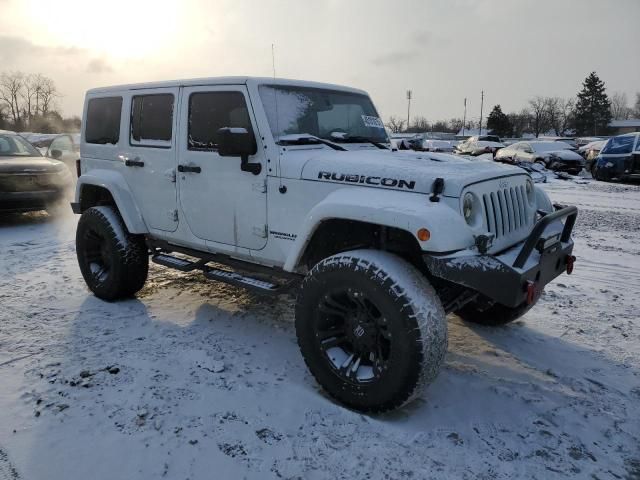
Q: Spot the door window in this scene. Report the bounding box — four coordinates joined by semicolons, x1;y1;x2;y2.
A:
130;94;174;147
188;92;254;152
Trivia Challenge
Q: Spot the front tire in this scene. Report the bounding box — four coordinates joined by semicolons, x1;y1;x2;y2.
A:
295;249;447;413
456;298;537;326
76;206;149;301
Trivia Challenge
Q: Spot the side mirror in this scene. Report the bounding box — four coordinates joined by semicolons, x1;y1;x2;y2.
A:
217;127;260;175
50;149;62;159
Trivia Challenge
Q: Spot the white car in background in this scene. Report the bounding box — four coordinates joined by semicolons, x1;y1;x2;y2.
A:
495;141;585;174
422;139;454;152
455;137;505;157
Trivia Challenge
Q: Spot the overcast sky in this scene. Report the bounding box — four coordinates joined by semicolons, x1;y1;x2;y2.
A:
1;0;638;124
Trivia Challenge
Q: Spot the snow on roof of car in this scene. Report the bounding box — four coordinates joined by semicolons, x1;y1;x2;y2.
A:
528;141;573;151
87;76;367;96
608;119;640;128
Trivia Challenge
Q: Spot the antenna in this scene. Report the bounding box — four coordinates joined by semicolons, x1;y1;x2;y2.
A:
271;43;284;190
271;43;276;78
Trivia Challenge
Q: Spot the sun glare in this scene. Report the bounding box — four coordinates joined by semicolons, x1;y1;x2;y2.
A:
24;0;183;59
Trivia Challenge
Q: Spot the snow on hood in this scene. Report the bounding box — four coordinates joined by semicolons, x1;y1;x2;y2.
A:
298;149;527;197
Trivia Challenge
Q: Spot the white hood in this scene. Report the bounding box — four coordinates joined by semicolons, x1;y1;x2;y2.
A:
294;149;527;197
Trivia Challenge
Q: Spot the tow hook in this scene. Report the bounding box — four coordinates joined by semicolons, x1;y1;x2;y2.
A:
525;281;538;305
566;255;576;275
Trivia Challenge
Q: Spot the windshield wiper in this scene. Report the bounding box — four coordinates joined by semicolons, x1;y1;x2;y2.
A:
326;132;389;150
276;134;347;151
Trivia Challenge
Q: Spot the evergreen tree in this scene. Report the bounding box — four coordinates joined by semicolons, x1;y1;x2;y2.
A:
574;72;611;136
486;104;512;138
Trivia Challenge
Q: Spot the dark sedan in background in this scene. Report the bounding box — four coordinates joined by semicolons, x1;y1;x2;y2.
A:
594;133;640;182
495;141;585;174
0;131;73;213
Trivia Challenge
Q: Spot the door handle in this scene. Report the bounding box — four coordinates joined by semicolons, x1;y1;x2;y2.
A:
118;155;144;167
177;164;201;174
125;159;145;167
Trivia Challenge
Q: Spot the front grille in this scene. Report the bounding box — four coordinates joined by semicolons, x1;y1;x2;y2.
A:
482;185;529;239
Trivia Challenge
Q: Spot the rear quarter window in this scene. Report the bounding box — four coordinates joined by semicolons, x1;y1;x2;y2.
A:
85;97;123;145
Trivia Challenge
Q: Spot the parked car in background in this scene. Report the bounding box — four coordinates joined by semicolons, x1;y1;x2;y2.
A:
576;136;604;148
0;130;73;213
455;137;505;156
538;136;578;150
593;133;640;182
422;139;454;152
20;133;59;155
45;133;80;174
579;140;607;174
495;141;585;174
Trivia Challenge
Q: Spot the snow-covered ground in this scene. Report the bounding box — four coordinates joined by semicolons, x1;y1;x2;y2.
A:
1;179;639;479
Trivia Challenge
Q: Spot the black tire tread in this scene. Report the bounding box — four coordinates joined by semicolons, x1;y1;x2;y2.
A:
76;206;148;301
295;249;447;413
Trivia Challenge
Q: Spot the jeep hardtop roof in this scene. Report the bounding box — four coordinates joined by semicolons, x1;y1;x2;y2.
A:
86;76;368;96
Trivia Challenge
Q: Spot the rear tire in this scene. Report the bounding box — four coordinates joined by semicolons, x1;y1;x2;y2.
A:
295;249;447;413
76;206;148;301
456;298;537;326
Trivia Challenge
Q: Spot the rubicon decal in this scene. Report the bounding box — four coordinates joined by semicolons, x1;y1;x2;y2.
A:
317;171;416;190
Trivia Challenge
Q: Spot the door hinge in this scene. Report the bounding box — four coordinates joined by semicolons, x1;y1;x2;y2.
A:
165;168;176;183
169;209;178;222
252;180;267;193
252;224;268;238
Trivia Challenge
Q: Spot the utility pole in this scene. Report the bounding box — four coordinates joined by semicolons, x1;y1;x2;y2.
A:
462;98;467;136
479;90;484;136
406;90;412;129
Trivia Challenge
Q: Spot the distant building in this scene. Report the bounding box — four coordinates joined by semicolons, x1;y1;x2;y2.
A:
609;119;640;135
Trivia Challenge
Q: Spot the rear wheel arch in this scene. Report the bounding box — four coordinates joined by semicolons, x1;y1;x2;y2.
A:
76;180;148;234
79;184;116;211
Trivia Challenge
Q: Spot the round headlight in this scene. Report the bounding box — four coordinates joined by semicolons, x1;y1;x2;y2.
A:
463;193;474;222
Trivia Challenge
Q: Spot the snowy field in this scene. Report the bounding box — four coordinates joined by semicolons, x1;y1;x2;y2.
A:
1;179;639;480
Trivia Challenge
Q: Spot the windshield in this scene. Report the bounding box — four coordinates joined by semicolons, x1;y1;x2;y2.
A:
532;142;571;152
0;134;41;157
259;85;388;144
601;135;636;155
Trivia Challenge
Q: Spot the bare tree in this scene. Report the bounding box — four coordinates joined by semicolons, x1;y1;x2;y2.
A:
544;97;561;135
407;116;430;133
610;92;631;120
507;109;532;137
385;116;406;133
634;93;640;118
0;71;25;126
528;96;550;137
38;76;58;115
557;98;575;136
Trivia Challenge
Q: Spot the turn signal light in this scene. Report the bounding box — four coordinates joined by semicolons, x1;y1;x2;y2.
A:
417;228;431;242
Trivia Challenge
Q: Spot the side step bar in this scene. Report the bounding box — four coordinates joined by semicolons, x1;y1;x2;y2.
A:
151;253;294;295
152;253;203;272
203;267;279;294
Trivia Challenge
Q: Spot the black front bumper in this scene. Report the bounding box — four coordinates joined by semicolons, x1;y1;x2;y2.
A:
424;206;578;308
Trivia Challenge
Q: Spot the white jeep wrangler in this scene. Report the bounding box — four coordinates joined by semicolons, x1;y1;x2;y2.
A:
72;77;577;413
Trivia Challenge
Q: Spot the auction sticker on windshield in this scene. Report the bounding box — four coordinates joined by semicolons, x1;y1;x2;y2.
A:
361;115;385;129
